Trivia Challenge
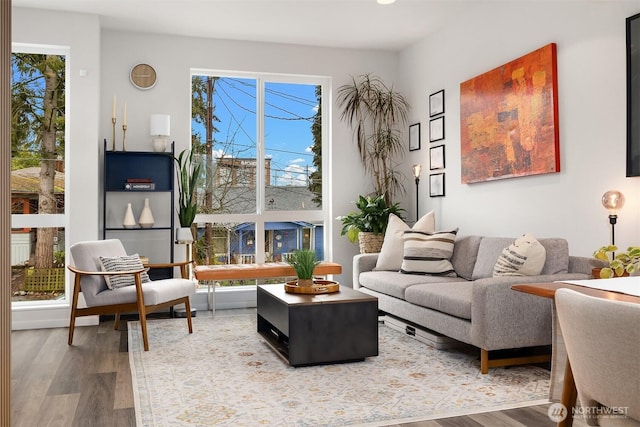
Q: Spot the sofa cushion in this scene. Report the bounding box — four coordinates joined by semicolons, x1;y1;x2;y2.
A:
451;235;483;280
538;238;570;275
358;271;433;299
98;254;150;289
401;228;458;276
405;282;473;320
472;236;569;280
374;211;435;271
493;233;546;276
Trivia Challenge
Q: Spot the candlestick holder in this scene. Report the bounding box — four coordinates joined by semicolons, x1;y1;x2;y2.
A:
111;118;117;151
122;124;127;151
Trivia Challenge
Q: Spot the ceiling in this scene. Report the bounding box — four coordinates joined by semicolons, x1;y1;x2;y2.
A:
12;0;475;51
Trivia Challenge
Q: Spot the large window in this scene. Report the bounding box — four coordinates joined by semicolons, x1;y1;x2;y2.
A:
191;71;328;287
11;45;68;305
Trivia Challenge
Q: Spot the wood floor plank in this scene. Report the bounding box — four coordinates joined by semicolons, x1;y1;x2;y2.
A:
434;416;484;427
502;405;555;426
114;352;134;410
35;393;80;427
468;409;535;426
71;372;117;426
398;418;446;426
11;378;53;427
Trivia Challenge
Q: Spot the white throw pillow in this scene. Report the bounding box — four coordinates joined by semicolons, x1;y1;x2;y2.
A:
374;211;435;271
493;233;547;277
99;254;151;289
400;228;458;277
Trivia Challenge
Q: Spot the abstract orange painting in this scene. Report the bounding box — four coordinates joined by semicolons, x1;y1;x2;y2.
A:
460;43;559;184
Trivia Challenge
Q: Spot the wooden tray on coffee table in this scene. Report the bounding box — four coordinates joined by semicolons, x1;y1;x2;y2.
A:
284;280;340;294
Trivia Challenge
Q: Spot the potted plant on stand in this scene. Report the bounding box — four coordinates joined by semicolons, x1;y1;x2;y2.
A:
175;148;202;243
338;194;404;253
592;245;640;278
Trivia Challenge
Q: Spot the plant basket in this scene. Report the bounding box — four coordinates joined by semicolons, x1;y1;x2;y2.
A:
358;232;384;254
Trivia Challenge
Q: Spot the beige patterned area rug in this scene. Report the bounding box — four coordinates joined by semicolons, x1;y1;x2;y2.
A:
129;314;549;426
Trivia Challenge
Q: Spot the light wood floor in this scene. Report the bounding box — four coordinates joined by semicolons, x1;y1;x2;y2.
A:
12;309;570;427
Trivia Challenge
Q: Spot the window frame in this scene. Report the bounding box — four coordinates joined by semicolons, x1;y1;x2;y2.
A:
190;69;332;269
11;43;71;309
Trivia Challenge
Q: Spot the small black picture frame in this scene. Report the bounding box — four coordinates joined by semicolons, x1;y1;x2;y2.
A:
429;144;445;170
409;123;421;151
429;89;445;117
429;173;445;197
429;116;445;142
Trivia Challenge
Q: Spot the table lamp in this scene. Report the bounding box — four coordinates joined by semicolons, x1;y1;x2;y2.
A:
602;190;625;246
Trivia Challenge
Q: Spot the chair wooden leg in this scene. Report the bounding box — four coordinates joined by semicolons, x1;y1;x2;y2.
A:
139;310;149;351
184;297;193;334
68;312;77;346
134;273;150;351
68;275;81;345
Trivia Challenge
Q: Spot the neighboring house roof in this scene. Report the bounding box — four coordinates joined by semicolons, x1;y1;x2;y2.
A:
11;167;65;194
205;185;321;213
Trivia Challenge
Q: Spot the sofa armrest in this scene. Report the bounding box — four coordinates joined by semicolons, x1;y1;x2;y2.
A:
470;272;590;350
352;253;379;289
569;255;602;275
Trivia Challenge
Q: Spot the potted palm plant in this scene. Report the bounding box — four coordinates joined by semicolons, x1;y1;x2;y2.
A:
174;148;202;242
338;194;404;253
286;249;320;287
337;73;410;206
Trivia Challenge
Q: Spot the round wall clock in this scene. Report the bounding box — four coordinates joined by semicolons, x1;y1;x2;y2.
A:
129;63;157;90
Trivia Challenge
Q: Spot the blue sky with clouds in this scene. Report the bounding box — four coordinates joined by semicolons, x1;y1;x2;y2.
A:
191;77;318;186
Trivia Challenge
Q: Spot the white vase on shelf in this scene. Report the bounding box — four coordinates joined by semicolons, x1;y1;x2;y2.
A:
138;198;155;228
123;203;136;229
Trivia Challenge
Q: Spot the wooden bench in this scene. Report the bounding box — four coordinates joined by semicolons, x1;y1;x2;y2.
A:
194;262;342;281
194;262;342;310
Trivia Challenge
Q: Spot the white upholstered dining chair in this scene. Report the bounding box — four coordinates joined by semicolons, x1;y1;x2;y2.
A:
67;239;196;351
555;288;640;426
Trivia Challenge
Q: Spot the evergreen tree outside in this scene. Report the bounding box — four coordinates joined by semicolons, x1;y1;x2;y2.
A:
308;85;322;207
11;53;65;270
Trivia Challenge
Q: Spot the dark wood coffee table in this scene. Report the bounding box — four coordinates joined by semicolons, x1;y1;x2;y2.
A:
257;284;378;366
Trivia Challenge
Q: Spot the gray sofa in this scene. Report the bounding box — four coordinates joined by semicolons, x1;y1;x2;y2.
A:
353;235;594;373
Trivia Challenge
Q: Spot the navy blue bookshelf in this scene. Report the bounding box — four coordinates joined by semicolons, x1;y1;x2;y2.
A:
102;140;175;280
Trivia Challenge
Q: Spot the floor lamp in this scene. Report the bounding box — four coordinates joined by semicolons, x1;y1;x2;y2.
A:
601;190;625;249
412;164;422;222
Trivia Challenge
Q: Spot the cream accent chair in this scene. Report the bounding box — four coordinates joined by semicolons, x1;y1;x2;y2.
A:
556;289;640;426
68;239;196;351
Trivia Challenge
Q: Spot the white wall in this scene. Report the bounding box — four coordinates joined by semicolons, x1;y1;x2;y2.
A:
399;1;640;257
12;8;101;329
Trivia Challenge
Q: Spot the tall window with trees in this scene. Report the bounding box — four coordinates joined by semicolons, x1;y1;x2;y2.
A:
11;45;67;304
191;71;328;287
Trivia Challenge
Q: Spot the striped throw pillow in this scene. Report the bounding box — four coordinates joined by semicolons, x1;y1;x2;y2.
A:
98;254;151;289
493;233;546;276
400;228;458;276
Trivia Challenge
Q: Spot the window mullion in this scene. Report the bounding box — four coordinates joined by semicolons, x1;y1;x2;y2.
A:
255;78;266;262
